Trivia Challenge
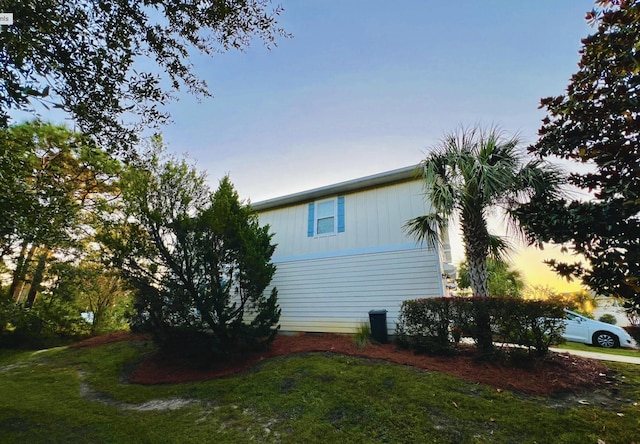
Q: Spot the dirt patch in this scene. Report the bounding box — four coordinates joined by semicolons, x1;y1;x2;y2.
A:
77;370;199;411
69;332;619;398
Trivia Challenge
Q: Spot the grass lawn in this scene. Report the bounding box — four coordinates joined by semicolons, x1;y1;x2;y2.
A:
1;340;640;443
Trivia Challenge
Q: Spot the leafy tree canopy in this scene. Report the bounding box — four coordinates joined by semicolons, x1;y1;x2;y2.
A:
48;260;133;335
0;0;287;155
516;0;640;314
523;285;596;316
0;121;121;259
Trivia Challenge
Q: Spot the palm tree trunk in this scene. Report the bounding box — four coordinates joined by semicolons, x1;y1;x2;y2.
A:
461;210;490;297
461;211;493;353
467;254;489;297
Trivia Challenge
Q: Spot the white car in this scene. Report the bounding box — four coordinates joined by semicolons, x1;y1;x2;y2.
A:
563;309;635;348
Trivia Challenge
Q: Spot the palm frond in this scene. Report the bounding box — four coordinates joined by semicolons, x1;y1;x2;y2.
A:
404;213;448;248
487;234;512;262
517;158;567;200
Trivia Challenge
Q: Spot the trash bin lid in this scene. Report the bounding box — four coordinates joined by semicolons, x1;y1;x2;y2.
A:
368;309;388;315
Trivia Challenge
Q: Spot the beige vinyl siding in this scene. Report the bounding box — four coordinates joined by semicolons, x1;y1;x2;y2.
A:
259;180;430;260
266;247;440;334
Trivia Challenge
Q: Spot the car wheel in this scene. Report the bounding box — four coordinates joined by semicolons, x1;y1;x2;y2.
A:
593;331;619;348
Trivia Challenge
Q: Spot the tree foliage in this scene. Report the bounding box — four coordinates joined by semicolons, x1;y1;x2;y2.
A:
523;285;596;316
457;258;525;298
101;145;280;356
1;259;133;345
0;0;287;155
48;261;133;335
0;121;121;308
516;0;640;314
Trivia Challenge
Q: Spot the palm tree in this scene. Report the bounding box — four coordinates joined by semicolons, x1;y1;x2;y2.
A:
406;126;564;298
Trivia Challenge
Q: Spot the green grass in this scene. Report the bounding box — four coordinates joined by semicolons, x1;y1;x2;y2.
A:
353;322;372;349
556;341;640;358
1;340;640;443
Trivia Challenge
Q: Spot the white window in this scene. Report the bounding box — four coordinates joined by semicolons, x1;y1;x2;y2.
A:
316;199;336;235
307;196;345;237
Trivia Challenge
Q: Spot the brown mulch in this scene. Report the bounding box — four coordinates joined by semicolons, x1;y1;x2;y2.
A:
71;331;614;397
69;331;149;348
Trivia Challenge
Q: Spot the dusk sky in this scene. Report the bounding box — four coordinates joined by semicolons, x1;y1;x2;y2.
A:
159;0;591;199
153;1;594;291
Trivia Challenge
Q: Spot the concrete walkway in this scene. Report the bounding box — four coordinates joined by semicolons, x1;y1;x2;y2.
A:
550;347;640;365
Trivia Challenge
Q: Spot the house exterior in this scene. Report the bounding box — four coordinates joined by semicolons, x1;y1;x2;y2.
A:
592;296;631;327
252;165;453;335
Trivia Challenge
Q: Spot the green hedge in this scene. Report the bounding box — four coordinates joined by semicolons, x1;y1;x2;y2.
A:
395;297;566;357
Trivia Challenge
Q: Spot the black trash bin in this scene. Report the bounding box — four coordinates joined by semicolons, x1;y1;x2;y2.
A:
368;309;388;344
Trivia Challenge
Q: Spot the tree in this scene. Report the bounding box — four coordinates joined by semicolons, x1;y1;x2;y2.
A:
405;126;564;298
0;1;287;155
0;121;121;308
457;258;525;298
523;285;596;316
405;126;563;353
101;146;280;356
516;0;640;315
47;261;133;335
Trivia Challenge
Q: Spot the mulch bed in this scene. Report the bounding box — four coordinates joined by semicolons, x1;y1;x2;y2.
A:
71;331;612;397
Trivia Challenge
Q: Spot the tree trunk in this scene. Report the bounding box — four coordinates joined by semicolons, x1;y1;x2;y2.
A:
467;254;489;297
461;211;493;353
25;249;51;308
461;211;490;297
10;242;36;304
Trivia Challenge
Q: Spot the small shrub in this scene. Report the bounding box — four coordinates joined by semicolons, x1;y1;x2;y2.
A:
598;313;617;325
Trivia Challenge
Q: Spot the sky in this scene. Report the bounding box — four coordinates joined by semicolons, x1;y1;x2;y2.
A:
154;0;595;292
17;1;597;292
160;0;592;200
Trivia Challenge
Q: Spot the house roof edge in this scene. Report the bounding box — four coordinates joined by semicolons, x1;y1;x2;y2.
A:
252;164;420;211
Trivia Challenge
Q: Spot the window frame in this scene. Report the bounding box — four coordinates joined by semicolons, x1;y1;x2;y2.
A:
314;198;337;237
307;196;345;238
